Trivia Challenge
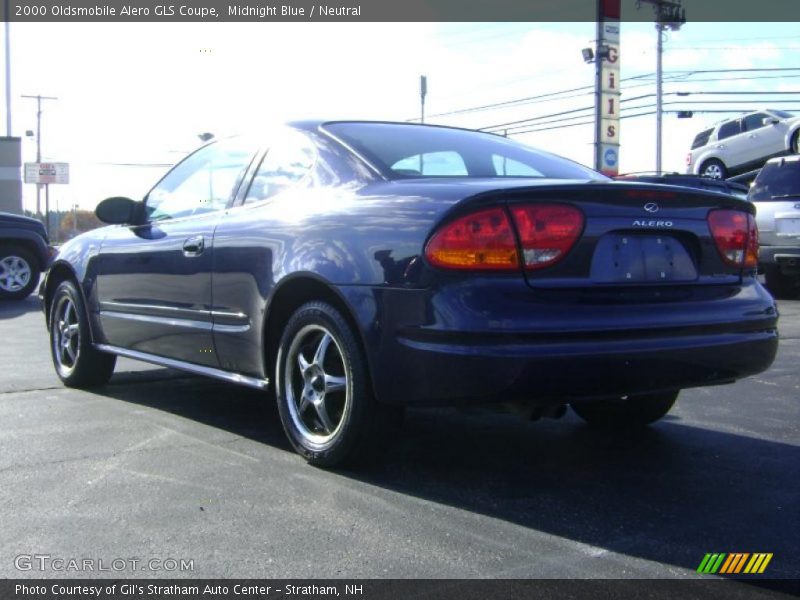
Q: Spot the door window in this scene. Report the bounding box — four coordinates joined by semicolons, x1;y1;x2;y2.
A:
743;113;770;132
146;140;255;221
717;120;742;140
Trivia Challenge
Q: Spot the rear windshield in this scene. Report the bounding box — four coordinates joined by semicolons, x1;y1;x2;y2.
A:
749;159;800;202
770;110;794;119
323;122;605;181
691;128;714;150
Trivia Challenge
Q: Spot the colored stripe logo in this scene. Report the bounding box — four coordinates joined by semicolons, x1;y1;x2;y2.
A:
697;553;773;574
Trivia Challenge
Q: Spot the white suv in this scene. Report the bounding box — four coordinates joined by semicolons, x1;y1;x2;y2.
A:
687;109;800;179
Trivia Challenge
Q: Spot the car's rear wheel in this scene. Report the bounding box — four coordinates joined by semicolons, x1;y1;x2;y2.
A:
699;159;726;180
791;130;800;154
49;280;116;388
275;301;401;467
571;391;678;427
0;245;40;300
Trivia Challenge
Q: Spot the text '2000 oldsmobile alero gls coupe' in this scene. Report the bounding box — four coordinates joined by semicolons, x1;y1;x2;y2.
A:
40;121;778;466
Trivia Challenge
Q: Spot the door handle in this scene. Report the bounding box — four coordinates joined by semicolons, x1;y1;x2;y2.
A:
182;235;205;256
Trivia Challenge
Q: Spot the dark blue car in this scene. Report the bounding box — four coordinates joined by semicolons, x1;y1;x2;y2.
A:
40;121;778;466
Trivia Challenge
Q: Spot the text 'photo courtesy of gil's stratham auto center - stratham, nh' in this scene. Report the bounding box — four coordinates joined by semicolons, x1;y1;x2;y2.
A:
0;1;798;599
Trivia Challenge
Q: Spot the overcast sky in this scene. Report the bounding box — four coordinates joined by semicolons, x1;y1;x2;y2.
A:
3;19;799;213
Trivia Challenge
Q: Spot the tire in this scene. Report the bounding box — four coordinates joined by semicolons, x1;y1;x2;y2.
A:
0;245;40;300
764;265;798;298
699;159;726;180
49;280;116;388
791;130;800;154
275;301;401;467
571;391;678;428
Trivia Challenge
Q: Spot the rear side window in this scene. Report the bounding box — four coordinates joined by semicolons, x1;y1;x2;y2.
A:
717;120;742;140
244;131;316;204
691;129;713;150
748;159;800;202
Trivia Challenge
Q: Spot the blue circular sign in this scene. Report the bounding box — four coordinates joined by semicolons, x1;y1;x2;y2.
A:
604;148;618;167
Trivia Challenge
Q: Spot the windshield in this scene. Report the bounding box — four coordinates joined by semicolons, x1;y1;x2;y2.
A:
323;122;606;181
749;158;800;202
768;110;794;119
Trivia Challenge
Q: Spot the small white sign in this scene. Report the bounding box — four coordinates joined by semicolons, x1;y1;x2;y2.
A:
24;162;69;184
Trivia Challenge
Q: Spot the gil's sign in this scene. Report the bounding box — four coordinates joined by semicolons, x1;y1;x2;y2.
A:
24;162;70;185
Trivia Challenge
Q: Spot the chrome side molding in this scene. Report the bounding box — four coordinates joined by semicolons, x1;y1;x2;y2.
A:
94;344;270;390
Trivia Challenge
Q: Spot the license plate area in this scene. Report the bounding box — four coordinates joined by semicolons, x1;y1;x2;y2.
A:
775;214;800;237
590;233;697;283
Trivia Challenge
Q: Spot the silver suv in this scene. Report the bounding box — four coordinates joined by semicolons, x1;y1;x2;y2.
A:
749;155;800;296
687;109;800;179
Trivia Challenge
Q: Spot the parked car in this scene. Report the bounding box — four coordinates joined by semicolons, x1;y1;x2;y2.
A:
749;155;800;296
614;172;749;199
687;109;800;179
0;211;53;300
40;121;778;467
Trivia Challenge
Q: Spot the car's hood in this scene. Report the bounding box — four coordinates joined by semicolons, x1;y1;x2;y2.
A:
0;211;43;227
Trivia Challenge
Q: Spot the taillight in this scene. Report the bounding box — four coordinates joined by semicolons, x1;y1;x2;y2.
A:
708;209;758;269
510;204;584;270
425;207;519;270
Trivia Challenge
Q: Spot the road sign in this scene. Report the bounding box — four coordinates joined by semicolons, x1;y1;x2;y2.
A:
24;162;69;184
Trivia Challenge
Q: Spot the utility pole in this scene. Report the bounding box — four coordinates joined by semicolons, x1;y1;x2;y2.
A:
419;75;427;174
4;0;11;136
420;75;427;124
21;94;57;231
637;0;685;174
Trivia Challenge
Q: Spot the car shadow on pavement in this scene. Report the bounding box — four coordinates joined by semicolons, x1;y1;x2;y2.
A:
0;294;43;319
97;374;799;585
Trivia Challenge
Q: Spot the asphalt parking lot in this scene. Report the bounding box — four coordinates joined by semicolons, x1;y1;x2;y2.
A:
0;291;798;582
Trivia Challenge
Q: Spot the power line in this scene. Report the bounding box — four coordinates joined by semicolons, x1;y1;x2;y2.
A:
414;67;800;123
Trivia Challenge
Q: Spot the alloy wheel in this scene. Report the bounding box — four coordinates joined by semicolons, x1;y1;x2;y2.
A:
702;163;724;179
284;324;350;446
0;255;32;292
52;295;81;374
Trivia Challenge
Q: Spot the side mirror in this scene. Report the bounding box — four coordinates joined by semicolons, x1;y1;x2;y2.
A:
95;196;141;225
762;117;779;126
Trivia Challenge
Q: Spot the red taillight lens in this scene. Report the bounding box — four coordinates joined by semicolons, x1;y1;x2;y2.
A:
708;209;758;268
425;207;519;270
509;204;584;270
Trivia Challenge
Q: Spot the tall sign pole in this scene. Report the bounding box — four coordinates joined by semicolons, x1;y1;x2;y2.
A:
21;94;57;225
597;0;621;176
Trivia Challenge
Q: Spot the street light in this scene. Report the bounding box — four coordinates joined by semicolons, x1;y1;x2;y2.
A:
637;0;686;174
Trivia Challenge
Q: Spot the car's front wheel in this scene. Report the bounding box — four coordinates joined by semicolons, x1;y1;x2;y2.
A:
791;130;800;154
699;159;726;180
571;391;678;427
0;245;40;300
275;301;401;467
49;280;116;388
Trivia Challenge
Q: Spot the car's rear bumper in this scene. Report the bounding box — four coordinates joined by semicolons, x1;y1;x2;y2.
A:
760;246;800;275
338;278;779;406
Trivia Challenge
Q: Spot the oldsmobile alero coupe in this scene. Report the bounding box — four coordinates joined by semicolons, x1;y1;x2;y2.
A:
40;121;778;466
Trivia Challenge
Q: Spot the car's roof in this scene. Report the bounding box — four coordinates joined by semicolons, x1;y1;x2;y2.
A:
287;119;504;137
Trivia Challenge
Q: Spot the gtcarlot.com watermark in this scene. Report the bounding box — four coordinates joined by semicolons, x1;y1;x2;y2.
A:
15;554;194;573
